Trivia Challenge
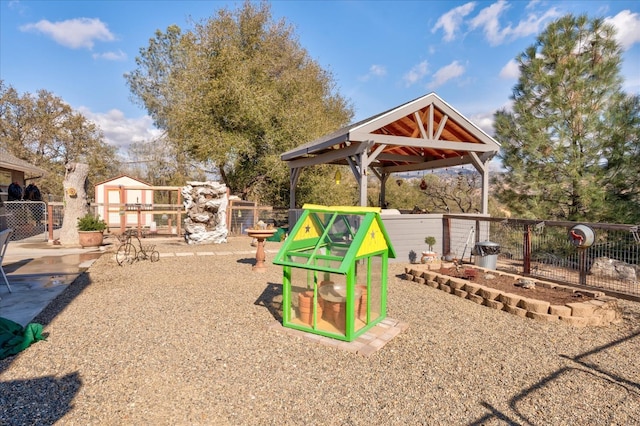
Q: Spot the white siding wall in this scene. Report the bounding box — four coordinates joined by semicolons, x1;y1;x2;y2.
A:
381;214;443;264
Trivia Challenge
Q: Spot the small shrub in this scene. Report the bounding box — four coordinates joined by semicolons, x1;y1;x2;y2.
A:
424;236;436;251
77;213;107;232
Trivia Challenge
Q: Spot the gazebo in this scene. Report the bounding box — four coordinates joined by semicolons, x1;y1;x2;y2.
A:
281;93;501;218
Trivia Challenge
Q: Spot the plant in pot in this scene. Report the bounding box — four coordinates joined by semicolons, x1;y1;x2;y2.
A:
77;213;107;247
421;236;437;263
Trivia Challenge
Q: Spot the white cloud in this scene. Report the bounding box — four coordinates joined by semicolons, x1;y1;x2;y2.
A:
403;60;429;87
92;50;127;61
78;107;162;152
499;59;519;79
469;0;559;46
427;61;465;89
507;8;560;39
358;64;387;82
469;112;495;135
20;18;115;49
432;2;476;42
525;0;541;11
605;10;640;50
468;0;510;45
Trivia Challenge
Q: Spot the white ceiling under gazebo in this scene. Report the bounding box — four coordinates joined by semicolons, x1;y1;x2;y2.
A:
280;92;501;213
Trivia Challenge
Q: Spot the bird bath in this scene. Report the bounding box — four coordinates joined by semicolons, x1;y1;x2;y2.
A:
247;228;277;272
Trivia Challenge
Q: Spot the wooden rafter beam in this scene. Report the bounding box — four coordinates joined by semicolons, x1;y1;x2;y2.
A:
349;132;496;152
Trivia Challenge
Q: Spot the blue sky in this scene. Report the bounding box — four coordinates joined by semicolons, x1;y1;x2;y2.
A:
1;0;639;156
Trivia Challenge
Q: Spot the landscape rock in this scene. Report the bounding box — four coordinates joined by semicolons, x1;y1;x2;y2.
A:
515;278;536;289
181;181;228;244
589;257;638;283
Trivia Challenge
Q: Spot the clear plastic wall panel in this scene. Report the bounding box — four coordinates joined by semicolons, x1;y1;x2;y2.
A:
287;251;316;268
317;273;348;336
368;255;384;323
354;259;370;330
290;267;318;327
327;244;349;259
326;214;361;245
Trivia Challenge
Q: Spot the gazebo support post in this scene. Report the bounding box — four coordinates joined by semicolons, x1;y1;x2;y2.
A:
380;173;390;207
371;170;389;208
469;152;491;215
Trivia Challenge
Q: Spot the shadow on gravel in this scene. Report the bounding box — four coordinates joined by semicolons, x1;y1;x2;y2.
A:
0;371;81;423
0;272;92;375
255;282;283;322
236;258;255;265
469;330;640;425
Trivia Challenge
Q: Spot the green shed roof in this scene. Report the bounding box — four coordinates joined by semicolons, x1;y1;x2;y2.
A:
272;204;396;274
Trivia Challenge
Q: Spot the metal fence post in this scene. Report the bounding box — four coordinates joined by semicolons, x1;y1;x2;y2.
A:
523;224;531;275
578;248;587;286
47;203;54;242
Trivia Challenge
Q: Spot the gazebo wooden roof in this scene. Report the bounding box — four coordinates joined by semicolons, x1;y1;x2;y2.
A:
281;92;500;213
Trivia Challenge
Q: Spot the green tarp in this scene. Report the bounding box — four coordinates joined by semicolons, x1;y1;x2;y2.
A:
266;227;287;242
0;317;45;359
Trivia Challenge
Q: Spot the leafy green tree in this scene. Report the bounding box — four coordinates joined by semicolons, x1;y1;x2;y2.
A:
493;14;634;222
0;80;120;199
126;1;353;206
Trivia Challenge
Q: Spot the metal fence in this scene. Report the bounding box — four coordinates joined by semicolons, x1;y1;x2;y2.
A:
3;201;48;241
226;200;288;235
444;215;640;299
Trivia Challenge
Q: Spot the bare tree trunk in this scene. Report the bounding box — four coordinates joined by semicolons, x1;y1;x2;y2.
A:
59;163;90;246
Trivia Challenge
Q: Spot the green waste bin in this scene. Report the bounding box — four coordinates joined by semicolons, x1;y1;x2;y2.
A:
472;241;500;270
266;227;287;242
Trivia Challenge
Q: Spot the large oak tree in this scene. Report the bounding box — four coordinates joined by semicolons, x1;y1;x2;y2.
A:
0;80;120;199
125;1;353;207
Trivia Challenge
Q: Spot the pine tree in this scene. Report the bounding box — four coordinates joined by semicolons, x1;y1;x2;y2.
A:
493;14;635;222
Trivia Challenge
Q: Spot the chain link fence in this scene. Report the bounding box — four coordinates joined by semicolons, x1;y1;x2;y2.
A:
445;215;640;299
3;201;48;241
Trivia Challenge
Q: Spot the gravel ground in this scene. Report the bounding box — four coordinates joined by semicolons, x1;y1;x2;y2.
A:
1;237;639;425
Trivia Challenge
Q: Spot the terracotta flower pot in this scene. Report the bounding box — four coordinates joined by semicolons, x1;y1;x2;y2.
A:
78;230;104;248
299;305;312;324
298;291;315;325
315;300;323;323
356;285;368;320
298;291;313;308
335;305;346;331
299;306;312;325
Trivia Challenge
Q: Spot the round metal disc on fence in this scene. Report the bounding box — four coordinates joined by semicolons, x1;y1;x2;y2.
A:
568;224;595;248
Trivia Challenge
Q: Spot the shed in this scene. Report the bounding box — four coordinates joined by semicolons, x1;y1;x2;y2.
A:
273;204;396;342
94;175;154;228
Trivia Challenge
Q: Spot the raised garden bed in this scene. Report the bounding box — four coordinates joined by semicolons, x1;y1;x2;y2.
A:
438;266;591;306
403;263;622;327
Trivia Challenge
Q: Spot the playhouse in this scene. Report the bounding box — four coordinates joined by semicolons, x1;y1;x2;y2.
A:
94;175;154;229
272;204;396;341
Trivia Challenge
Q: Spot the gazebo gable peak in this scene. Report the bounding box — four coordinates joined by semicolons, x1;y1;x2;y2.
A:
349;92;499;148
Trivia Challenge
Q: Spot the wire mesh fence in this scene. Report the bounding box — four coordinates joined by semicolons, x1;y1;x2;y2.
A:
3;201;47;241
445;215;640;299
226;200;288;236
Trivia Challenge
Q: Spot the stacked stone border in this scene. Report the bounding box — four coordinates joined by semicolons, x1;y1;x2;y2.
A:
403;265;622;327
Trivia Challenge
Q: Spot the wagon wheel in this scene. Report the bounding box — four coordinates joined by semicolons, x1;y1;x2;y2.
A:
116;243;137;265
150;251;160;262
